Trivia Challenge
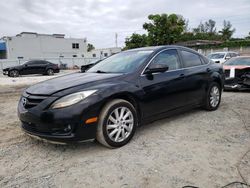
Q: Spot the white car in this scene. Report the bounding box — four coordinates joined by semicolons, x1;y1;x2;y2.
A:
207;52;239;64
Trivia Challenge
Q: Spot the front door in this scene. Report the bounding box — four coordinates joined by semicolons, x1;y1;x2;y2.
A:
139;49;189;119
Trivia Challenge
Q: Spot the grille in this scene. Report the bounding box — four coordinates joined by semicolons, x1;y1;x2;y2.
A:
22;93;48;109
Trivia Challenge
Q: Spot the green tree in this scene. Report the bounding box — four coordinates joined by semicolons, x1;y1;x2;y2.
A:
124;33;148;50
87;43;95;52
205;19;216;34
219;20;236;40
245;32;250;40
143;14;186;45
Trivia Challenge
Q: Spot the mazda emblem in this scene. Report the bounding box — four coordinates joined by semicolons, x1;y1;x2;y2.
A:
22;97;27;107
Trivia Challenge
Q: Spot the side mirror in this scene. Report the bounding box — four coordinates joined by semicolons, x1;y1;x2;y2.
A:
144;64;169;74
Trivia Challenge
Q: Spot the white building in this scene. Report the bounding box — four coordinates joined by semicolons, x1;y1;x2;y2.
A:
1;32;87;59
86;47;122;59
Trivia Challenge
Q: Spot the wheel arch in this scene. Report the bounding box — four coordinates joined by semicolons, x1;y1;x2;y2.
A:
100;92;142;125
211;72;224;90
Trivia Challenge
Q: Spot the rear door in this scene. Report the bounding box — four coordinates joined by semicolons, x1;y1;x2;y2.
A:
139;49;189;118
179;50;209;105
30;61;47;74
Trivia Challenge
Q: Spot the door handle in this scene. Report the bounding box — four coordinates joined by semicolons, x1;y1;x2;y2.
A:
207;68;211;72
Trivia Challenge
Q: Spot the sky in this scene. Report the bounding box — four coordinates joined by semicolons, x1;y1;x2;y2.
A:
0;0;249;48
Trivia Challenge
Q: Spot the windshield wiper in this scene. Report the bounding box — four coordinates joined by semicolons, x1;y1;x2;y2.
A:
96;70;107;73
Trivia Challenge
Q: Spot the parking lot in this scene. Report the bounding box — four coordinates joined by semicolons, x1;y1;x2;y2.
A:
0;74;249;188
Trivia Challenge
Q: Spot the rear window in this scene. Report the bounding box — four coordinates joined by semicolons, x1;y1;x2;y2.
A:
181;50;202;68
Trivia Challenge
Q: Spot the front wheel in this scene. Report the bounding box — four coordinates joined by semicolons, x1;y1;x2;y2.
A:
96;99;138;148
204;82;221;111
46;69;54;76
9;70;19;77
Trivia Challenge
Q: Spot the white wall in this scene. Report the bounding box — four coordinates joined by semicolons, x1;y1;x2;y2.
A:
86;47;121;58
4;33;87;59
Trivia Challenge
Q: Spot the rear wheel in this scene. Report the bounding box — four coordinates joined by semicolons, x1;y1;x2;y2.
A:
204;82;221;111
47;69;54;76
96;99;138;148
9;70;19;77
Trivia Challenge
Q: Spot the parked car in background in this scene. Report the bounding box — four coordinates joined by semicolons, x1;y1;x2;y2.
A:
81;59;102;72
3;60;60;77
223;56;250;90
207;51;239;64
18;46;224;148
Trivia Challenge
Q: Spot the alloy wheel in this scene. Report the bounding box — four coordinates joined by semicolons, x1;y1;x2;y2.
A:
210;86;220;108
106;107;134;143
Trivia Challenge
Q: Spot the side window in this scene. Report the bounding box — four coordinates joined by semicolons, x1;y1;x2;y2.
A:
26;61;35;65
37;61;47;65
151;49;180;71
181;50;202;68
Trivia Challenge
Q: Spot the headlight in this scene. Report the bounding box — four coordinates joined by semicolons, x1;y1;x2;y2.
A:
50;90;97;109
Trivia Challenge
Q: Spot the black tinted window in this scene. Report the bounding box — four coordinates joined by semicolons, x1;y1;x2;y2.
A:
181;51;202;67
26;60;48;65
152;49;180;71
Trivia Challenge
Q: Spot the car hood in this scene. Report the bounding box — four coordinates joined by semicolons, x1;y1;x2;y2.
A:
223;65;250;70
211;58;223;62
3;65;22;71
26;72;123;95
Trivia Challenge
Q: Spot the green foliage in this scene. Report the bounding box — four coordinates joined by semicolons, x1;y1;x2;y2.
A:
245;32;250;40
193;19;216;34
124;13;248;50
87;43;95;52
219;20;236;40
143;14;186;45
124;33;148;50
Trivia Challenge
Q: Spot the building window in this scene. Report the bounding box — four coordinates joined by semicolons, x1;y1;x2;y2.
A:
72;43;79;49
104;53;108;57
72;55;77;57
92;54;96;57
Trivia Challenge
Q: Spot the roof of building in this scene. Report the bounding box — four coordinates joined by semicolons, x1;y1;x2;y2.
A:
176;40;223;47
17;32;65;38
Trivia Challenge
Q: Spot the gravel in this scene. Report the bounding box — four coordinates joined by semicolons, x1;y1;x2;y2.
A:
0;85;249;188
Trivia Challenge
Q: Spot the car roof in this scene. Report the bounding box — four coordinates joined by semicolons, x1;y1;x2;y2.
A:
210;51;238;54
125;45;197;53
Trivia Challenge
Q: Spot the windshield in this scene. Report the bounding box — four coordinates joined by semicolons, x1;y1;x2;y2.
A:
224;57;250;66
207;53;225;59
87;50;153;73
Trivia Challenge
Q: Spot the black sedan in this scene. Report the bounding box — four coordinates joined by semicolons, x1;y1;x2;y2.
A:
3;60;60;77
18;46;224;148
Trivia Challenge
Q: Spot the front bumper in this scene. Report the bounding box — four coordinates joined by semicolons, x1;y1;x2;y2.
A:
3;70;8;75
224;77;250;91
18;94;102;143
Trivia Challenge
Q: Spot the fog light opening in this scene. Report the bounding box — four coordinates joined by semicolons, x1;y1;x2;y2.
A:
64;124;72;132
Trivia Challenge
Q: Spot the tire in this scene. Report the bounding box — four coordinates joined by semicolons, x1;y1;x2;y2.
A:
47;69;54;76
96;99;138;148
204;82;221;111
9;70;19;77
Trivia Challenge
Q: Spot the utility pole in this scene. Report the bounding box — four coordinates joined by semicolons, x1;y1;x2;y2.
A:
115;33;118;47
